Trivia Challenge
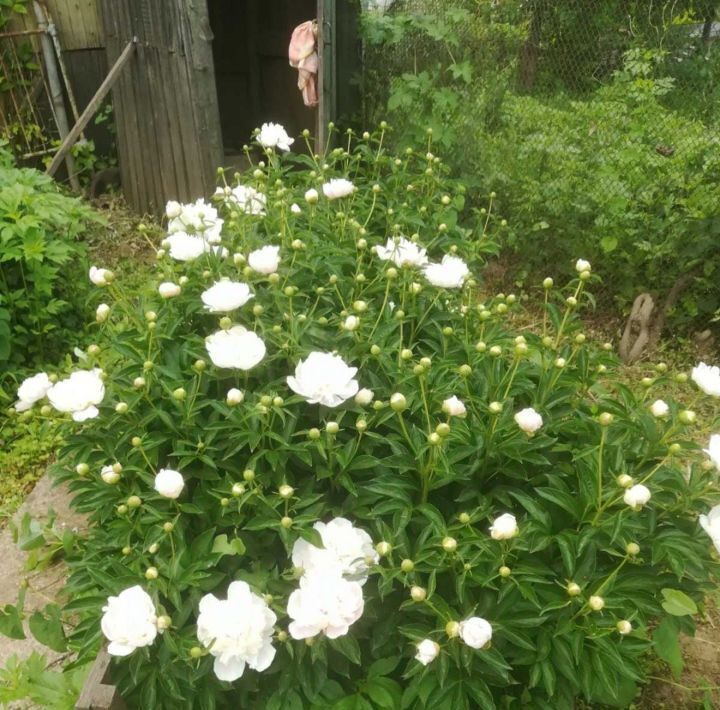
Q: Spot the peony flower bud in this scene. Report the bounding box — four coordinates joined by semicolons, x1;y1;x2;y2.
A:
76;463;89;476
280;516;293;529
278;484;294;499
127;495;142;508
679;410;696;425
163;522;174;533
376;541;392;557
624;484;651;510
514;407;543;434
344;315;360;331
158;282;181;299
133;377;146;389
304;188;319;204
489;401;503;414
172;388;186;401
599;412;614;426
415;639;440;666
567;582;581;596
617;474;633;488
588;595;605;611
145;567;159;580
616;620;632;635
101;466;120;485
445;621;460;638
390;393;407;412
499;566;511;578
355;388;374;406
626;542;640;556
650;399;669;417
96;303;110;323
543;277;554;289
575;259;591;273
410;586;427;602
489;513;518;540
226;388;244;406
459;512;471;524
326;422;339;435
442;537;457;552
400;559;415;573
436;423;450;437
157;615;172;631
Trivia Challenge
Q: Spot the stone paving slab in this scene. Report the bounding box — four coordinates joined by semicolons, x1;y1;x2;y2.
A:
0;474;86;668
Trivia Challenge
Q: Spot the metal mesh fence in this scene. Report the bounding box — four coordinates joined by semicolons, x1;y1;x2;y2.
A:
362;0;720;194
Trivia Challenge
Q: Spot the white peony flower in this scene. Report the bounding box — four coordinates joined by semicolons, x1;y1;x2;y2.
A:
305;188;319;204
355;388;374;406
415;639;440;665
291;203;302;214
287;571;364;640
691;362;720;397
514;407;543;434
228;185;266;215
650;399;669;418
165;200;182;219
248;245;280;275
89;266;112;286
322;178;356;200
47;369;105;421
201;281;253;312
291;517;378;584
442;396;466;418
575;258;591;273
96;303;110;323
458;617;492;649
703;434;720;471
423;255;469;289
257;122;294;152
206;326;266;370
489;513;518;540
158;282;181;299
197;581;277;682
101;586;158;656
375;237;428;268
15;372;52;412
699;504;720;554
287;352;359;407
624;484;651;510
166;232;207;262
167;199;222;241
154;468;184;499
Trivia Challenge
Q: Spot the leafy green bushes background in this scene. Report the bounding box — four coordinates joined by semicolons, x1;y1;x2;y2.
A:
361;0;720;328
0;148;97;371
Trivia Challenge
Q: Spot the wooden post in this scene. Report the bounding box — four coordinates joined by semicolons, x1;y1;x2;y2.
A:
46;38;135;177
75;647;127;710
33;0;79;189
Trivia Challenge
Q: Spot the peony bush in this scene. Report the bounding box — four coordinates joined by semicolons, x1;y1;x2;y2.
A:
7;124;720;709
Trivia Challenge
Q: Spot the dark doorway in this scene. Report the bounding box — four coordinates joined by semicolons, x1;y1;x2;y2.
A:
208;0;317;159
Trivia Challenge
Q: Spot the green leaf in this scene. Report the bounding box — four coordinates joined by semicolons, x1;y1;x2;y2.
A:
653;618;683;679
0;604;25;639
661;589;698;616
211;534;246;557
600;235;618;253
28;605;67;652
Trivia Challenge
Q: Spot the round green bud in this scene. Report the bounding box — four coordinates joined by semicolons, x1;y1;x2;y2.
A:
145;311;157;322
386;267;398;280
356;419;368;433
280;516;293;529
459;512;471;524
641;377;654;388
127;496;142;509
122;546;131;556
514;343;528;357
566;582;581;597
626;542;640;556
194;359;206;372
116;505;128;515
370;344;381;356
575;333;586;345
88;344;100;357
655;362;668;373
75;463;89;476
390;393;407;412
145;567;158;580
543;277;554;289
400;559;415;573
428;432;442;446
232;483;246;497
475;341;487;353
277;630;289;642
131;436;142;447
172;388;186;401
588;595;605;611
190;646;203;659
163;522;174;533
542;336;554;348
307;427;321;441
489;346;502;358
617;474;633;488
413;364;425;376
143;360;154;371
442;326;454;337
675;372;688;384
679;410;696;425
436;423;451;438
148;543;159;554
40;405;52;416
668;442;682;454
499;566;512;578
599;412;614;426
243;469;256;482
410;586;427;602
442;536;457;552
326;422;340;435
376;541;392;557
445;620;460;638
459;364;472;377
400;348;413;361
273;396;284;408
278;484;294;499
115;402;128;414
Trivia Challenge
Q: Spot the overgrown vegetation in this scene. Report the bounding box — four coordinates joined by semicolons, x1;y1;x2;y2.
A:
0;148;98;371
361;0;720;332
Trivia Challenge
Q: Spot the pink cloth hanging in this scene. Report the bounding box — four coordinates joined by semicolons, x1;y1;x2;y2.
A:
289;20;319;108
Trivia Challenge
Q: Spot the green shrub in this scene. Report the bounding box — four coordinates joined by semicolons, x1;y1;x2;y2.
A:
4;127;720;709
0;149;99;366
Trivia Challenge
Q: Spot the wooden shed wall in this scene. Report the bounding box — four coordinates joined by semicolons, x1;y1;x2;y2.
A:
101;0;223;213
46;0;102;50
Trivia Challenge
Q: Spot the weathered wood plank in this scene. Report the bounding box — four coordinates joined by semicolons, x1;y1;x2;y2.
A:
75;647;127;710
45;0;103;51
46;39;135;177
